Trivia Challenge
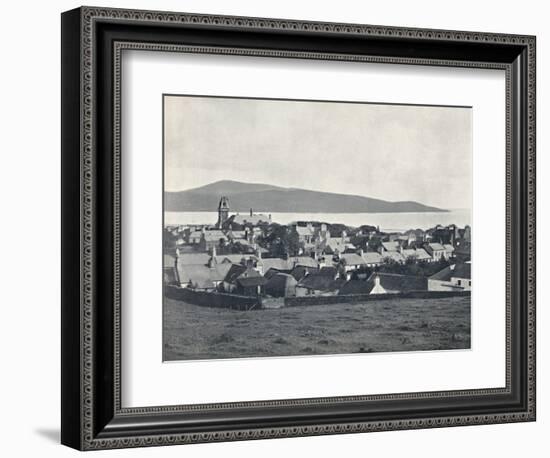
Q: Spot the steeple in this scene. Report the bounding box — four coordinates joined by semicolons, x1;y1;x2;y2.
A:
217;196;230;229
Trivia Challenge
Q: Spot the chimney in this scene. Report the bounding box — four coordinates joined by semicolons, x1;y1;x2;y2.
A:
250;208;253;217
359;248;364;258
374;275;381;288
211;245;217;258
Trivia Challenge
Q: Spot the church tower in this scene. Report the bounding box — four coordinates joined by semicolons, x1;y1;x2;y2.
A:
217;196;230;229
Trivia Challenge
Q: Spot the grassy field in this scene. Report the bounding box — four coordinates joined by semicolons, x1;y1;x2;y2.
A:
163;295;470;361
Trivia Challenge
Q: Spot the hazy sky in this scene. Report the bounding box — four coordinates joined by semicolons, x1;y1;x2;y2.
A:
164;95;472;209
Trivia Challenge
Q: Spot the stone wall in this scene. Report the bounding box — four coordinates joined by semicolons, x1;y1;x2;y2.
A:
284;290;470;307
164;285;260;310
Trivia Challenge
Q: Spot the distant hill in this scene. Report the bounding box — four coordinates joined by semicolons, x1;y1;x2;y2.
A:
165;180;447;213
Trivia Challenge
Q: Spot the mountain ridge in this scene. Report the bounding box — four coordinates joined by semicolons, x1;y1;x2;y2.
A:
165;180;447;213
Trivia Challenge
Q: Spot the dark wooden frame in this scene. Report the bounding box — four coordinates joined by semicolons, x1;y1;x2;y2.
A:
61;6;536;450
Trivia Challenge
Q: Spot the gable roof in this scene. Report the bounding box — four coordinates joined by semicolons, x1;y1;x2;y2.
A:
201;230;227;242
177;252;211;265
362;252;382;264
264;267;284;279
426;242;445;251
214;254;257;265
414;248;432;260
320;238;355;254
259;257;292;272
177;264;229;289
318;266;338;278
290;265;319;281
223;264;248;283
236;275;268;288
265;273;298;297
401;249;417;258
294;225;315;236
339;253;367;266
380;251;405;263
288;256;319;268
298;274;342;292
399;248;431;261
430;263;471;281
188;231;203;241
338;279;376;295
381;241;399;252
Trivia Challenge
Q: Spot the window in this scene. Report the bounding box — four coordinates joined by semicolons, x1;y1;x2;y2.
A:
457;279;462;286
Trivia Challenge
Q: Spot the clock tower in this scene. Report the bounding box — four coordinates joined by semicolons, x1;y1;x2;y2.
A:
217;196;230;229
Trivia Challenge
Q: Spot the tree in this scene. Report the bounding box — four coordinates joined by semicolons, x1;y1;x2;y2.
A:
336;258;348;279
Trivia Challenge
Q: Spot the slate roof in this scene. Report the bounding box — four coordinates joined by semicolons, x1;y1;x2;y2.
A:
295;226;315;236
188;231;203;242
297;274;342;292
339;253;367;266
236;274;268;288
318;266;338;278
320;237;355;254
177;264;229;289
227;230;246;240
399;248;431;261
164;253;176;268
381;241;399;252
380;251;405;263
214;254;258;265
288;256;319;268
265;273;298;297
264;268;284;279
177;252;211;265
401;249;418;259
414;248;432;261
426;242;445;251
259;258;292;272
430;263;471;281
290;265;319;281
361;252;383;264
338;280;375;295
223;264;248;283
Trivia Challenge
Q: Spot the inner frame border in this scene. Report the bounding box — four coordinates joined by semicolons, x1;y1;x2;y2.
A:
114;43;510;413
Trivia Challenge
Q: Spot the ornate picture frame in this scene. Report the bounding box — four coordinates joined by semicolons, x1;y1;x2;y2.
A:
61;6;536;450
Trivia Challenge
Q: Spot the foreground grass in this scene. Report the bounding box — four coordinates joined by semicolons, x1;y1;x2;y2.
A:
163;295;470;361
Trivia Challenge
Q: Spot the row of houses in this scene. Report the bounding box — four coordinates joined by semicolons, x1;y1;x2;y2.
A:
164;245;471;299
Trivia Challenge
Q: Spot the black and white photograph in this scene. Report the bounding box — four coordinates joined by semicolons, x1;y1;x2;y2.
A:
162;94;473;361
